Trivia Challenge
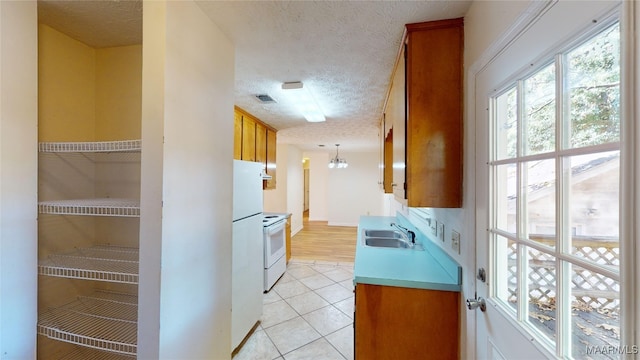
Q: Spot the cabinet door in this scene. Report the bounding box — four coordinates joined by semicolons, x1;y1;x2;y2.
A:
234;111;242;160
379;115;394;194
241;115;256;161
265;129;277;189
355;284;460;359
383;128;393;193
405;20;463;207
389;51;406;201
256;122;267;166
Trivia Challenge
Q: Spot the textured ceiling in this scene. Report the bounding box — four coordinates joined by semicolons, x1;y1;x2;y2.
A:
38;0;142;48
197;1;472;152
37;0;472;152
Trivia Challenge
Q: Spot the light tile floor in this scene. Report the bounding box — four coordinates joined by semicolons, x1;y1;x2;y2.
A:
233;259;355;360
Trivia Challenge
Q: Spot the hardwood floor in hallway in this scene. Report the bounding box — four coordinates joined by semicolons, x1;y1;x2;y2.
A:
291;211;357;263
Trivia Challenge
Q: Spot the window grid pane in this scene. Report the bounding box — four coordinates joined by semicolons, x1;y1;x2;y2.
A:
495;163;517;234
495;234;518;312
565;151;620;271
524;63;556;155
495;87;518;160
489;21;621;358
525;247;557;346
570;265;620;358
565;23;620;149
523;159;556;249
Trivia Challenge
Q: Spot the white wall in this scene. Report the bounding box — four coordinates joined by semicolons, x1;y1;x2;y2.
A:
138;2;165;356
464;1;530;65
0;2;38;358
297;150;383;227
306;151;329;221
328;151;383;226
286;146;304;234
263;143;288;212
264;143;304;235
139;1;235;359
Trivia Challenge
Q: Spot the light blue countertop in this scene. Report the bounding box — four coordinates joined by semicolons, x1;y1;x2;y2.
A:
354;215;462;292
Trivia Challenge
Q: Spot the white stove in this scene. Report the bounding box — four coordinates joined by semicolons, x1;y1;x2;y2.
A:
263;214;286;227
262;213;287;291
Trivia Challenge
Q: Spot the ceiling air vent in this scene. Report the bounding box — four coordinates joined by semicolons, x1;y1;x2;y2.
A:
255;94;276;103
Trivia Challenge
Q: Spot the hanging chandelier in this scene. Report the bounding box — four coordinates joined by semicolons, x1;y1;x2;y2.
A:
328;144;348;169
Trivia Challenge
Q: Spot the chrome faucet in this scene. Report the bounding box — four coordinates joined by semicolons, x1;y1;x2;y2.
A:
390;223;416;244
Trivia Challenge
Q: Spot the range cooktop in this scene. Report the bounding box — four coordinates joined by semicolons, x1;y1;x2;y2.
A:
262;214;286;227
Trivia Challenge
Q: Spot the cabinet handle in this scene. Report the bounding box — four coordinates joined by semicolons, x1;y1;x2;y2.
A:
391;183;397;187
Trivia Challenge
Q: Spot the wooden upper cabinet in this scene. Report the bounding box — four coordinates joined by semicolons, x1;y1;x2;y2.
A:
383;128;393;194
256;122;267;165
265;128;276;190
234;111;242;160
233;106;278;189
241;115;256;162
379;114;394;194
385;18;463;208
389;52;406;201
406;18;463;207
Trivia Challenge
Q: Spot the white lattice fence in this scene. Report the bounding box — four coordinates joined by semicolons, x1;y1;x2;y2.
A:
507;236;619;314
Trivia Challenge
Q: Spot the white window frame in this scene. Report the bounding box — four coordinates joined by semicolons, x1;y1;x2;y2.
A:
487;12;629;358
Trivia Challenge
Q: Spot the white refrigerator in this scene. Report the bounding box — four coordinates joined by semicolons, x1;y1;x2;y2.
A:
232;160;264;350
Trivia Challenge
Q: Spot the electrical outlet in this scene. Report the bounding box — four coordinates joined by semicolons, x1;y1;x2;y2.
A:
438;222;445;242
451;230;460;254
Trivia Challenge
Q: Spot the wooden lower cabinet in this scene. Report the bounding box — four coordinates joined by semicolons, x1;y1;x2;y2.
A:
354;283;460;359
285;216;291;264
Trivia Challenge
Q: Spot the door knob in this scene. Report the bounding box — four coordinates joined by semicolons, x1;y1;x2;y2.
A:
466;297;486;312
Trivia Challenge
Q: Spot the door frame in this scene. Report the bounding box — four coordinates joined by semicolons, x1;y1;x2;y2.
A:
466;2;556;358
467;0;638;358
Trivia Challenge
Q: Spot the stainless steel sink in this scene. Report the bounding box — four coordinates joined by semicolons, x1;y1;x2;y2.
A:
365;237;411;248
361;228;423;250
363;229;404;239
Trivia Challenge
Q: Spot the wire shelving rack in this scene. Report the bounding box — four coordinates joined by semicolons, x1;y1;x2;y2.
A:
38;291;138;356
58;347;136;360
39;245;139;284
38;140;142;153
38;198;140;217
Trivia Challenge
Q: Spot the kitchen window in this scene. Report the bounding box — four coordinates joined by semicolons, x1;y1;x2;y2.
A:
489;20;621;358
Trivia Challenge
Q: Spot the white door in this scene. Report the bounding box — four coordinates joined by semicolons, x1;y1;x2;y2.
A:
472;1;627;358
